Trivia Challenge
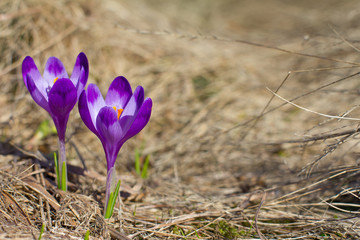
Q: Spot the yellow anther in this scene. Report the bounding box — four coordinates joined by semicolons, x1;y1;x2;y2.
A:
53;77;59;84
113;106;123;120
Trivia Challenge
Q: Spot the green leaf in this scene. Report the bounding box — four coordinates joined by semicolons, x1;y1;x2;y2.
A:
35;120;56;139
109;180;121;217
104;191;114;219
135;148;141;175
104;180;121;219
141;155;150;179
84;230;90;240
38;222;45;240
133;205;137;216
54;152;60;188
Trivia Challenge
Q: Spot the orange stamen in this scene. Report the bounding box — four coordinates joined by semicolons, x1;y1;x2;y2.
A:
113;106;123;120
53;77;59;84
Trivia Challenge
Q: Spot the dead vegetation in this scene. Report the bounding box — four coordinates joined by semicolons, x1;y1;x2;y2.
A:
1;0;360;239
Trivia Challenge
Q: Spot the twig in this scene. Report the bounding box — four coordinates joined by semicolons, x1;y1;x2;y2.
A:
34;164;46;227
108;227;131;240
267;88;360;121
238;71;291;140
254;191;267;240
70;141;87;171
224;71;360;133
269;168;359;205
329;24;360;53
117;25;360;66
263;128;360;145
302;132;354;176
2;190;33;226
39;165;52;228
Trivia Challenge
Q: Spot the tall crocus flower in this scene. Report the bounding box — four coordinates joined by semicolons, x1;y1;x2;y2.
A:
78;76;152;218
22;53;89;191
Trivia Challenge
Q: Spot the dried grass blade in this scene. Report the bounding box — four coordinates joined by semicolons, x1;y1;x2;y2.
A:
21;177;60;211
1;190;33;226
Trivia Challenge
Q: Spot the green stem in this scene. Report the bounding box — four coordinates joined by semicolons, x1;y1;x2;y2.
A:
54;152;60;188
57;139;67;191
60;161;67;191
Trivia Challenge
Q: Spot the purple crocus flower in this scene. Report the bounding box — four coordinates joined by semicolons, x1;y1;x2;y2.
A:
78;76;152;217
22;53;89;191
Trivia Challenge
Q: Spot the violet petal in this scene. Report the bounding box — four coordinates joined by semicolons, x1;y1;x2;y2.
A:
105;76;132;109
22;56;42;90
84;84;106;130
25;74;50;112
119;86;144;133
121;98;152;145
78;90;99;136
43;57;69;86
70;52;89;98
96;107;123;152
48;78;77;117
48;78;77;141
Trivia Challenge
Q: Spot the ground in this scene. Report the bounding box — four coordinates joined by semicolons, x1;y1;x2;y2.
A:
1;0;360;239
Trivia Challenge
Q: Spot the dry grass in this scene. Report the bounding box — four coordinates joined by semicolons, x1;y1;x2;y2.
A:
1;0;360;239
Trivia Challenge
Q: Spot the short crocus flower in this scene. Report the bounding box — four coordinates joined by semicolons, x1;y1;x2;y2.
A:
22;53;89;191
78;76;152;218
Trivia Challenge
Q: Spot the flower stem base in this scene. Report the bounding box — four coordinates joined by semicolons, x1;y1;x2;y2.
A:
54;139;67;191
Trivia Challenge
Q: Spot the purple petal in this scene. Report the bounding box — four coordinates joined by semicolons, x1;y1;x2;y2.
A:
48;78;77;117
121;98;152;145
70;52;89;98
96;107;123;151
48;78;77;141
78;90;99;136
22;56;50;100
83;84;106;131
43;57;69;85
25;74;50;112
22;56;42;89
119;86;144;132
105;76;132;109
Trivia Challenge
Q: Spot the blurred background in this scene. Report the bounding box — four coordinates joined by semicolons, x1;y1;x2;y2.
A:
1;0;360;238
